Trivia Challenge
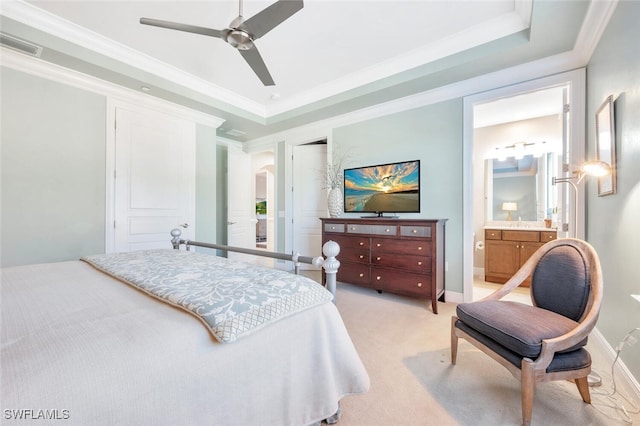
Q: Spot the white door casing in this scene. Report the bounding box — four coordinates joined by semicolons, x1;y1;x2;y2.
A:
113;107;195;252
293;143;327;269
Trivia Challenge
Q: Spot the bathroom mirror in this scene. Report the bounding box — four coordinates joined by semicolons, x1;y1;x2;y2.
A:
486;152;559;222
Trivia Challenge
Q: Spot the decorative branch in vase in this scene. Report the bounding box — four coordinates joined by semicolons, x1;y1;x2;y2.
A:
321;148;351;218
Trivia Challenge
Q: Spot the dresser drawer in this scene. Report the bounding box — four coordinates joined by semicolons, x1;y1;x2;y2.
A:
328;235;370;250
371;238;431;256
324;223;345;233
338;248;370;264
371;253;431;273
347;223;397;236
371;267;432;297
337;264;370;286
400;225;432;238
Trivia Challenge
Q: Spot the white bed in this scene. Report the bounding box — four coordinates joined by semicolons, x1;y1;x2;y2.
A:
1;249;369;425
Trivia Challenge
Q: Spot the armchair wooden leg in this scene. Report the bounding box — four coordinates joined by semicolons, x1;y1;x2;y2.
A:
451;316;459;364
521;360;535;426
575;376;591;404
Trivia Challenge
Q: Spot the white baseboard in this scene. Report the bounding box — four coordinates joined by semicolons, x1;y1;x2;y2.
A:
473;267;484;278
445;290;464;304
589;327;640;400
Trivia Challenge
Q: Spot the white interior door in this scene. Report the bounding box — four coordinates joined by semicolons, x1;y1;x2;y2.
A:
114;107;195;252
293;144;327;268
227;146;255;260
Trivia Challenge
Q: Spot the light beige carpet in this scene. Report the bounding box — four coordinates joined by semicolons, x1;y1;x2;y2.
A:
327;281;640;426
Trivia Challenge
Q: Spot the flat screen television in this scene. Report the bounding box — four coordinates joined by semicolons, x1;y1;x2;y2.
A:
343;159;420;217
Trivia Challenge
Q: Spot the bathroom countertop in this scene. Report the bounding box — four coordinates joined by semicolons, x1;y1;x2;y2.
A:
484;225;558;232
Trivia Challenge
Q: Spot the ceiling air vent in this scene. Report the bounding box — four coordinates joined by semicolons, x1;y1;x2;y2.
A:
226;129;246;137
0;33;43;57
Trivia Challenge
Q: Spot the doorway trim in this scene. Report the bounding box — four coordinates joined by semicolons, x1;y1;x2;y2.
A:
462;68;586;303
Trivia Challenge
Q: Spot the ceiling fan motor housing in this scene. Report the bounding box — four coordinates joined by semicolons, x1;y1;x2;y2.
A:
227;29;253;50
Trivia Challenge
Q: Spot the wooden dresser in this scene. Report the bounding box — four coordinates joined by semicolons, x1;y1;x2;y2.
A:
484;228;558;286
320;218;447;313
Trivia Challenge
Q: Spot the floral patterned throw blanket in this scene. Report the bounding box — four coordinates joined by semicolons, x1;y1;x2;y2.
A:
81;249;333;343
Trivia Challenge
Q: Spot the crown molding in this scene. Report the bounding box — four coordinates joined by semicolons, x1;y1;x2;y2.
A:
246;49;585;152
264;5;533;117
3;0;534;121
573;0;618;65
0;46;225;128
1;0;266;117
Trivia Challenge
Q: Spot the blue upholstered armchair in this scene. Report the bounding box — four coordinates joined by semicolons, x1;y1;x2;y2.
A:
451;238;603;426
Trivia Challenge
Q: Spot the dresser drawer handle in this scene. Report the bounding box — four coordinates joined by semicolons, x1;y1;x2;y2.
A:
359;242;364;246
385;228;390;232
412;229;417;234
417;261;422;266
376;243;381;247
418;246;422;251
376;256;381;261
331;226;336;230
376;276;382;281
359;273;364;278
351;227;356;231
417;282;423;287
359;255;364;259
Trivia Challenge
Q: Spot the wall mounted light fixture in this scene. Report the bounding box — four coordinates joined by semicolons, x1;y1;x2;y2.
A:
552;160;612;237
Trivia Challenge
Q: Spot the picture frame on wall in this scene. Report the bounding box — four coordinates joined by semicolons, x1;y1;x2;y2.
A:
595;95;616;196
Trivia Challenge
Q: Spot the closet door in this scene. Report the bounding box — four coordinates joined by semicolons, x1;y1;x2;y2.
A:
113;107;195;252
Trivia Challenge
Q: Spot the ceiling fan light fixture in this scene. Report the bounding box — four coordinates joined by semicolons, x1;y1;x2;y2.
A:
226;29;253;50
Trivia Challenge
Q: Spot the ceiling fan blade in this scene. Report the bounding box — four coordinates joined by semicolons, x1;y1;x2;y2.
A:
140;18;224;39
239;0;303;40
239;46;275;86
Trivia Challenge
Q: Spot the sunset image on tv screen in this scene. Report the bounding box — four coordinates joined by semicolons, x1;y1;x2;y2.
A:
344;160;420;212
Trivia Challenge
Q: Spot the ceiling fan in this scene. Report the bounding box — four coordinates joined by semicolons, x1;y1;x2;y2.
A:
140;0;303;86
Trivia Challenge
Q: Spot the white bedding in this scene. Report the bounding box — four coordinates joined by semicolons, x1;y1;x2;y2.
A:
1;260;369;425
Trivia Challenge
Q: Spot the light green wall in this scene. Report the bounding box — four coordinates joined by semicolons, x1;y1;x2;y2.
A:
586;0;640;381
1;67;220;266
276;140;287;254
1;67;106;267
195;124;217;255
216;144;228;248
333;99;464;292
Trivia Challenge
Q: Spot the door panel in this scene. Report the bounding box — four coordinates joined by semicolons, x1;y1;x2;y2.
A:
114;107;195;252
293;144;327;269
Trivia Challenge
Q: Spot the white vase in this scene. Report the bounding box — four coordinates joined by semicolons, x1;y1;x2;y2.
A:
327;187;343;218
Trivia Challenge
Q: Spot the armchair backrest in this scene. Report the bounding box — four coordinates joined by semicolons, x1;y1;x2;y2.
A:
530;241;599;322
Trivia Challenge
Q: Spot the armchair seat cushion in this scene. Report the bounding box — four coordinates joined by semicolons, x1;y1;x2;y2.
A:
456;300;588;359
455;320;592;372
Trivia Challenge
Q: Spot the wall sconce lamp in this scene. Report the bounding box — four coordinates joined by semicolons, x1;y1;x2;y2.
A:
552;160;612;237
501;202;518;221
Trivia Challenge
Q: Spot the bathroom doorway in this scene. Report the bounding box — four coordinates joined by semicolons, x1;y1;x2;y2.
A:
464;69;586;303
